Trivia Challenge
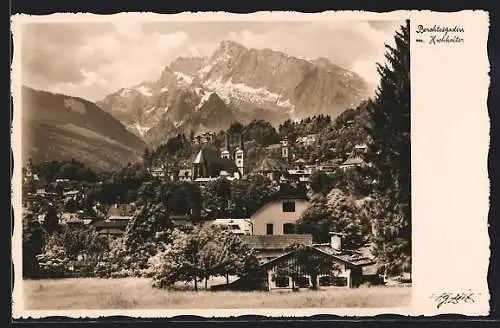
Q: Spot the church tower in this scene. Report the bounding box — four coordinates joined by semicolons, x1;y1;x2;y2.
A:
221;133;231;159
235;133;244;176
281;138;289;162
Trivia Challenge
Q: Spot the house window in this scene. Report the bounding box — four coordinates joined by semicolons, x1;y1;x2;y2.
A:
283;223;295;234
266;223;274;235
275;276;289;288
282;201;295;212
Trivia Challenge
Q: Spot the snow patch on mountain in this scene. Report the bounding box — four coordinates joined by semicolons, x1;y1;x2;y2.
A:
174;71;194;85
136;85;153;97
203;77;292;108
120;89;132;97
277;98;294;109
127;122;151;137
343;71;355;79
145;106;157;114
198;63;213;76
173;119;185;128
194;87;203;96
195;91;215;111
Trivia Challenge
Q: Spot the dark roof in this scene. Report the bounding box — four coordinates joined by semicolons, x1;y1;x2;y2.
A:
313;245;375;266
170;214;190;220
255;157;288;172
261;245;375;269
65;218;84;224
93;220;129;229
193;144;222;164
240;234;313;250
220;158;239;173
96;228;124;235
269;183;309;201
342;156;364;166
193;144;239;175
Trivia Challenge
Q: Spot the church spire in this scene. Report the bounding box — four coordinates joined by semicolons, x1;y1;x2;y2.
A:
224;133;230;151
221;133;231;159
238;133;244;151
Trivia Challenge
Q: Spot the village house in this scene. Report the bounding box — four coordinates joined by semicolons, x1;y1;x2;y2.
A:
314;159;343;174
254;157;288;184
63;189;81;200
149;167;166;178
207;218;252;236
177;169;193;182
192;131;217;144
249;189;309;236
93;220;129;238
261;232;376;290
59;211;81;225
35;181;46;195
296;133;320;147
339;144;369;170
93;203;137;238
170;214;193;230
286;168;312;183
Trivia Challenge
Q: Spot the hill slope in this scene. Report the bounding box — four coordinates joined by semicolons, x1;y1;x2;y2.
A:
21;86;147;172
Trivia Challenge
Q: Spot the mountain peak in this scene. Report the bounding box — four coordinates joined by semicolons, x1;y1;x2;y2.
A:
312;57;333;66
212;40;248;60
219;40;246;51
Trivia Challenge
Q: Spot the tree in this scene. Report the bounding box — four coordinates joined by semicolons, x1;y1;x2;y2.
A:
35;225;109;277
228;121;244;136
296;194;331;243
308;171;334;195
42;204;61;234
230;174;274;218
216;231;251;285
22;215;44;278
297;189;370;249
243;119;280;146
152;225;252;290
325;189;370;250
125;202;172;247
366;20;411;275
203;178;232;218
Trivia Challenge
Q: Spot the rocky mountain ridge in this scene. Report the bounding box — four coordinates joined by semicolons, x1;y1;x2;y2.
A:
97;40;371;147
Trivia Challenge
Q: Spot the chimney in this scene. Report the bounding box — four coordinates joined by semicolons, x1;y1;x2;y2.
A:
329;232;344;252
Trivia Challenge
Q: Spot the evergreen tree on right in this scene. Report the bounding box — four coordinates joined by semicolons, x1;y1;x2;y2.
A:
365;20;411;277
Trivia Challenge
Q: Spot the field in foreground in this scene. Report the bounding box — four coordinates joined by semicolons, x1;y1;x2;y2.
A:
23;278;411;310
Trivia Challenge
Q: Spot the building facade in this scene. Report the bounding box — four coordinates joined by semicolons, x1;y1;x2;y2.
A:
250;197;310;236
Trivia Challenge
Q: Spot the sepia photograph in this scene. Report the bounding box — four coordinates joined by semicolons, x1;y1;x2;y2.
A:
11;10;490;318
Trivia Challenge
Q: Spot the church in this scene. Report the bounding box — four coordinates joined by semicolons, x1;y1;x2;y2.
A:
192;132;245;183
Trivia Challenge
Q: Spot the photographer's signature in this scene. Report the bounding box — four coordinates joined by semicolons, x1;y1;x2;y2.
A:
430;291;480;309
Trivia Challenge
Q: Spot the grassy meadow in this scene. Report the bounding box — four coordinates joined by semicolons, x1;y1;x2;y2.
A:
23;277;411;310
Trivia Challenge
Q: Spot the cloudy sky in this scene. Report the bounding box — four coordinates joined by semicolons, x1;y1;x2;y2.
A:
21;20;403;102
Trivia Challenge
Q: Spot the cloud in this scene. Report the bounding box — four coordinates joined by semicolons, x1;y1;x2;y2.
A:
21;20;402;101
22;23;189;101
223;21;400;87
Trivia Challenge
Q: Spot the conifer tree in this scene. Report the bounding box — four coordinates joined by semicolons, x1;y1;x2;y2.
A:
366;20;411;276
